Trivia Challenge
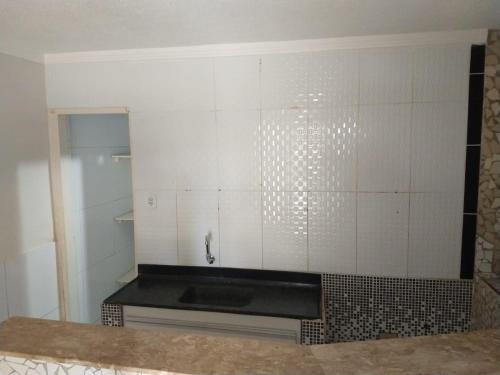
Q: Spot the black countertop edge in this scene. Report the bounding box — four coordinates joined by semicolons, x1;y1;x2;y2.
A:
119;301;321;320
138;264;322;286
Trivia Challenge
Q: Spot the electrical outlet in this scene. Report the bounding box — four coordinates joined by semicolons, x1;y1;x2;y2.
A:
147;194;157;209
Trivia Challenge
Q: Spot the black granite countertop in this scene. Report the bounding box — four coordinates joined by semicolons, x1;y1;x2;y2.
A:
105;265;322;320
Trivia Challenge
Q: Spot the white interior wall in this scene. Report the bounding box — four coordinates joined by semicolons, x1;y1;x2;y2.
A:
63;114;134;323
0;52;58;320
45;40;470;279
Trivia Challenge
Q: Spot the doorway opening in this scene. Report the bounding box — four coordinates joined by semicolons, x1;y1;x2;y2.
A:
48;108;135;323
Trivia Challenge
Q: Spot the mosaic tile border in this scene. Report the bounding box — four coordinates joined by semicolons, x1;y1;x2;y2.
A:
321;274;472;343
101;303;123;327
476;29;500;276
471;276;500;330
300;319;325;345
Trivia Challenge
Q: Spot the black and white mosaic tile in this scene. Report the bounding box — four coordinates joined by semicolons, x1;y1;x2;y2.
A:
300;319;325;345
321;274;472;343
101;303;123;327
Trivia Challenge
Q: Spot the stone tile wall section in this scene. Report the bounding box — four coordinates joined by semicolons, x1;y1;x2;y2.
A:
471;276;500;329
476;30;500;276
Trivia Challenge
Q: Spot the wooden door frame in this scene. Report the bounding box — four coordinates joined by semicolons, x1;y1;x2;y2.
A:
47;107;129;321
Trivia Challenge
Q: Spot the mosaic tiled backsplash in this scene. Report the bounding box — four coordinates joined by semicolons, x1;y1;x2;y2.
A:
103;273;473;345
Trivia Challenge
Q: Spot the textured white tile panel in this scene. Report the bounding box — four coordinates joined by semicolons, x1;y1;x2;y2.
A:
129;112;178;190
214;55;261;110
360;47;413;104
46;61;138;108
173;111;219;190
308;107;358;191
308;192;356;273
217;110;261;190
308;49;359;108
130;111;218;190
408;193;463;279
411;102;467;193
261;53;308;110
262;191;308;271
134;190;178;265
358;104;411;192
357;193;409;277
177;191;220;267
219;191;262;269
5;243;59;318
131;58;214;111
413;44;470;103
261;109;307;191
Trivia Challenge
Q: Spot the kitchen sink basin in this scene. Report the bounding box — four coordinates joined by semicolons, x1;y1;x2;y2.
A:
179;285;253;307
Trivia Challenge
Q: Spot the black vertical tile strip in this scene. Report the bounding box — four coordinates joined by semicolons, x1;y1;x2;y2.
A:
467;74;485;145
463;145;480;213
460;214;477;279
470;45;486;74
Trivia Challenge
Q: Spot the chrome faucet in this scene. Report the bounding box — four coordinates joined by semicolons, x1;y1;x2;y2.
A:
205;234;215;264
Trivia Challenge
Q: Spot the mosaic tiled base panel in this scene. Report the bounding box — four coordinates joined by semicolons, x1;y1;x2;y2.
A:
0;356;164;375
321;274;472;343
101;303;123;327
472;276;500;330
102;274;473;344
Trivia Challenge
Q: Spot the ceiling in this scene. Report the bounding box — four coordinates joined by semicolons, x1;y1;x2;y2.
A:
1;0;499;62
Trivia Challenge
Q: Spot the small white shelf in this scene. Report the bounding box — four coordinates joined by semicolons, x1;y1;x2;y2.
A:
117;268;138;285
112;154;131;162
114;210;134;223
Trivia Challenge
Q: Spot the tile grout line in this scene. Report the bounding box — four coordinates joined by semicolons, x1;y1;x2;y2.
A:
406;46;416;278
259;57;265;270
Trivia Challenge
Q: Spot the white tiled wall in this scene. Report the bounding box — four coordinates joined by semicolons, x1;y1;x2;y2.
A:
0;53;58;322
408;193;463;278
357;193;409;277
308;192;356;274
308;107;358;192
411;102;468;193
134;190;177;265
45;43;471;279
177;191;220;266
3;244;59;319
262;191;308;271
65;114;134;323
358;104;411;192
217;110;261;190
219;191;262;268
359;47;413;105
